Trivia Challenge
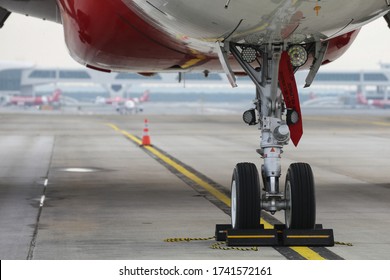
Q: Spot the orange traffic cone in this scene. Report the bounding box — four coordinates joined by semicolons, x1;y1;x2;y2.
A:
141;118;151;146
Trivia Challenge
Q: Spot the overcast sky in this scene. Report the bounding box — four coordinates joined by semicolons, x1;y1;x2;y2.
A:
1;13;390;71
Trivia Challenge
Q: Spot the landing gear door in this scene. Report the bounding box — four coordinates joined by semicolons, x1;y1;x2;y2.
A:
0;7;11;29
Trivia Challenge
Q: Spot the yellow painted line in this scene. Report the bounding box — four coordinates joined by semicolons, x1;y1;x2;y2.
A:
121;130;142;145
106;123;120;131
144;144;231;207
144;143;276;231
228;235;275;239
107;123;326;260
287;235;330;239
106;123;230;206
372;121;390;127
290;247;326;260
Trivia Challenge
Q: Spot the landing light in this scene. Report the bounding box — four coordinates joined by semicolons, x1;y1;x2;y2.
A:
286;109;299;125
287;45;308;67
243;109;258;125
241;47;257;63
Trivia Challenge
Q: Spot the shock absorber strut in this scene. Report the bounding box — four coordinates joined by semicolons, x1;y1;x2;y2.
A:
230;43;290;214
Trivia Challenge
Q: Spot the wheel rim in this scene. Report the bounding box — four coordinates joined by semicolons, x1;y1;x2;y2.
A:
285;180;292;228
231;179;237;228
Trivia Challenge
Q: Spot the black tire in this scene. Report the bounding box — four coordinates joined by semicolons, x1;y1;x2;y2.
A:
284;163;316;229
231;162;261;229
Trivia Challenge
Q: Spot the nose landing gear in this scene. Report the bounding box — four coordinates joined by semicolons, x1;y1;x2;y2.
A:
216;42;334;247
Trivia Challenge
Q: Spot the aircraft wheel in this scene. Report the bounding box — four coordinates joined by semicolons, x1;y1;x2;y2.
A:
231;163;261;229
284;163;316;229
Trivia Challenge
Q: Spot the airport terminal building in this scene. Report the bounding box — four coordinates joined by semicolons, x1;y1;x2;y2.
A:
1;60;390;105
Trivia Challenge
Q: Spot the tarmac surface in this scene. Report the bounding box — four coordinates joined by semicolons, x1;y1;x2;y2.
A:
0;106;389;260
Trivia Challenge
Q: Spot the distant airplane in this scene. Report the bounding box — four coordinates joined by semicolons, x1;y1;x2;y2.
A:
357;93;390;109
95;95;124;105
95;90;150;114
3;89;62;107
95;90;150;105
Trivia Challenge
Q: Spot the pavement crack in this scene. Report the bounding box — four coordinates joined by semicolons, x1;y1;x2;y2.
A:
27;137;56;260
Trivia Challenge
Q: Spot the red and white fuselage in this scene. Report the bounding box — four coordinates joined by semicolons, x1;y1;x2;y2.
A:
1;1;389;73
55;0;389;73
357;93;390;109
95;90;150;105
4;89;61;106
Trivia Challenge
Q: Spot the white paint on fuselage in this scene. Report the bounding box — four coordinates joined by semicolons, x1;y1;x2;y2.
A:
0;0;59;22
130;0;389;52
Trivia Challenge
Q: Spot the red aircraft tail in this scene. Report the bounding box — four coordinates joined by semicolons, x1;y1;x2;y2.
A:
356;92;368;105
139;90;150;102
50;89;62;102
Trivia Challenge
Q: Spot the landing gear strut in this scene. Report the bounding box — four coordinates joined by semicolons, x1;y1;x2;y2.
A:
230;42;315;229
216;42;334;246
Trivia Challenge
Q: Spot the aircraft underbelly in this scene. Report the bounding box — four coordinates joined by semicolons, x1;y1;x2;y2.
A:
130;0;389;48
56;0;389;72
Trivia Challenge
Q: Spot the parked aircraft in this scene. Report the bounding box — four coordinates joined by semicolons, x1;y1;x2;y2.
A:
2;89;61;107
95;90;149;105
357;93;390;109
95;90;149;114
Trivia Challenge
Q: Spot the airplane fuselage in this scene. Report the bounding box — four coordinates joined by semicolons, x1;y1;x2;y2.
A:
56;0;389;72
4;90;61;106
1;0;389;73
